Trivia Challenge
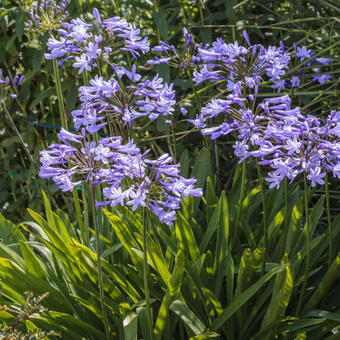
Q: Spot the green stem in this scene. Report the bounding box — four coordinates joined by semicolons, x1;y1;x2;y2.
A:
90;186;111;339
53;60;84;234
82;183;90;244
52;59;68;129
185;69;201;111
171;121;177;163
142;208;153;338
231;161;247;250
325;174;333;268
2;103;36;165
73;188;85;243
296;173;311;317
282;178;289;258
256;161;268;274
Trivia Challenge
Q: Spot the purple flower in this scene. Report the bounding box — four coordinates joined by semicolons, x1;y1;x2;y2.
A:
312;73;333;84
315;58;331;65
72;54;92;74
272;80;286;93
307;167;326;187
290;76;300;88
0;69;23;103
39;129;141;191
295;46;313;61
147;57;172;65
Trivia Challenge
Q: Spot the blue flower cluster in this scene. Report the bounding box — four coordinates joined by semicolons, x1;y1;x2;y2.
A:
45;8;149;71
39;8;202;225
192;31;291;94
262;109;340;188
272;43;332;92
182;31;339;188
29;0;69;32
40;128;202;225
72;64;176;132
189;71;340;188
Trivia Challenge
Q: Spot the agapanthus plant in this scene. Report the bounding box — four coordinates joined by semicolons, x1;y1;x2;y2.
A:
39;128;202;225
71;64;176;133
45;8;149;72
28;0;69;32
192;31;290;95
260;110;340;188
39;128;140;191
100;152;202;225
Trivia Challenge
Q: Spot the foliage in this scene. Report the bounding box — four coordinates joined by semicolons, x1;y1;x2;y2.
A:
0;292;61;339
1;0;340;339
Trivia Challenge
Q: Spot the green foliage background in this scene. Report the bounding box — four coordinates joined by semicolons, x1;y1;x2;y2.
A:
1;0;340;339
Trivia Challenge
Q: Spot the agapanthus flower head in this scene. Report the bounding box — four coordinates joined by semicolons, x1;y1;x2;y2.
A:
147;28;202;70
39;128;140;191
45;8;149;71
100;152;202;225
72;65;176;133
40;127;203;225
28;0;69;32
0;69;23;103
258;110;340;188
188;87;307;167
192;35;290;95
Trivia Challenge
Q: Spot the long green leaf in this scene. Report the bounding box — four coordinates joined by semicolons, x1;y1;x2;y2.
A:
170;300;206;335
260;255;293;339
210;264;287;331
154;250;184;340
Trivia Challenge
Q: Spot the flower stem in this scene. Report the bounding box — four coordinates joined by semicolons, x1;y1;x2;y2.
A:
296;173;311;316
53;60;85;233
325;173;333;267
73;188;85;244
90;186;111;339
282;177;289;258
2;103;36;166
52;59;67;130
185;69;201;112
256;161;268;274
142;208;153;338
231;161;246;250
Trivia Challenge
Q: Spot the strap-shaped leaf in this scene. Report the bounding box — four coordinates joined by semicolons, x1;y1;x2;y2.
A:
176;212;200;262
154;250;184;339
123;312;138;340
303;254;340;313
19;240;46;279
260;254;293;339
170;299;206;335
104;210;141;266
210;264;287;331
